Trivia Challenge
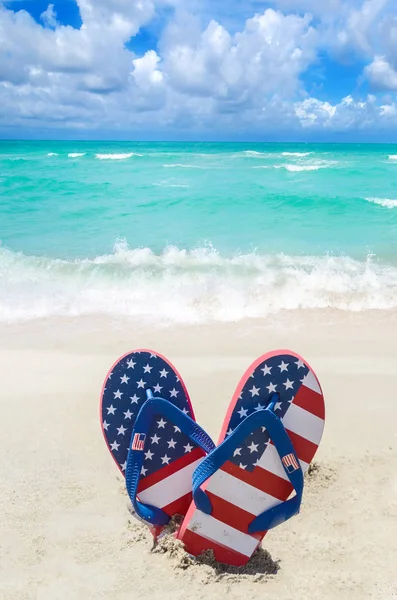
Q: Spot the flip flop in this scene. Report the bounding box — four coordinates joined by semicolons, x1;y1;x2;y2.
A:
100;349;215;536
177;350;325;566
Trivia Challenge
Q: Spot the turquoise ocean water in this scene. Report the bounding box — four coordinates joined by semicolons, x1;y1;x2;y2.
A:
1;140;397;324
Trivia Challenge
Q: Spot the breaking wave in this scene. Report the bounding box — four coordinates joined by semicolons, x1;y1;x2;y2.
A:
95;153;142;160
1;241;397;325
365;197;397;208
281;152;312;157
68;152;86;158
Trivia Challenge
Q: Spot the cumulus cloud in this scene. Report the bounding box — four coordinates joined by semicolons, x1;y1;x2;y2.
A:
40;4;57;29
0;0;396;136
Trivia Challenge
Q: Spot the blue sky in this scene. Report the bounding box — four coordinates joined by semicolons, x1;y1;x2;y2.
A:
1;0;397;141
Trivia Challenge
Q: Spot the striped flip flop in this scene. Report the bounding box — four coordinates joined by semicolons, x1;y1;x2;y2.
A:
177;350;325;566
100;349;215;536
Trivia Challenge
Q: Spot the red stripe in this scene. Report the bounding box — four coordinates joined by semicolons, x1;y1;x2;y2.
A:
294;385;325;419
137;447;204;492
180;527;255;567
284;429;318;464
221;460;293;500
205;491;260;533
162;492;192;518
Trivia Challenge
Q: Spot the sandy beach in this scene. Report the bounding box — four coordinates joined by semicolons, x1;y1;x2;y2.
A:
1;310;397;599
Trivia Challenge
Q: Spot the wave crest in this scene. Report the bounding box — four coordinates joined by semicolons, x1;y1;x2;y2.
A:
281;152;312;157
365;197;397;208
95;153;142;160
1;241;397;324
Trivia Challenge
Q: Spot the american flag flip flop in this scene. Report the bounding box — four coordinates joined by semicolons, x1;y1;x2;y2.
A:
177;350;325;566
100;349;215;536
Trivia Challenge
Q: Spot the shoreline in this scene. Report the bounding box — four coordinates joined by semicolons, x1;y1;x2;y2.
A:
1;309;397;598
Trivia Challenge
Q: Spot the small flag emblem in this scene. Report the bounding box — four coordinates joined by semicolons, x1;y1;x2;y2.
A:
281;453;299;473
132;433;146;451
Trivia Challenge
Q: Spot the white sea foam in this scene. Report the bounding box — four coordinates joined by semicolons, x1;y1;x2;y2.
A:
243;151;271;157
276;161;336;172
153;180;190;188
276;164;321;172
47;152;58;156
388;155;397;160
1;241;397;325
68;152;86;158
365;197;397;208
95;153;142;160
281;152;312;157
162;164;203;168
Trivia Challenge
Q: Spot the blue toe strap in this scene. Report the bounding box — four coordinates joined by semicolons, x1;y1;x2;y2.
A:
125;393;215;527
192;403;304;534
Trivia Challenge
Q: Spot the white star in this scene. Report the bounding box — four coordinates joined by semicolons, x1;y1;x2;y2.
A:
130;394;139;404
295;359;305;369
169;388;179;398
143;364;153;373
261;364;272;376
239;463;247;470
110;441;120;451
113;389;123;400
173;425;181;433
150;353;157;358
126;359;136;369
157;418;166;428
137;379;146;389
275;401;282;411
103;420;109;431
150;434;160;444
266;382;277;394
120;374;129;384
237;407;248;419
124;409;133;420
141;466;148;476
248;441;259;453
233;447;242;456
167;438;177;449
226;428;233;436
107;405;116;415
117;425;127;436
108;372;113;379
283;378;294;390
278;360;289;372
176;376;180;383
121;461;127;471
159;368;169;378
161;454;171;465
254;402;265;411
261;426;267;432
238;393;243;400
145;449;154;460
182;407;189;415
184;443;193;453
153;383;162;393
253;459;261;467
249;385;260;397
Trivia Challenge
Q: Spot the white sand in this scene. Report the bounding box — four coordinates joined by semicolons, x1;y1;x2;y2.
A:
0;310;397;599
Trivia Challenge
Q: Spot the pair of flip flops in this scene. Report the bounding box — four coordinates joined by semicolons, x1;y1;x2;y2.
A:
101;349;325;566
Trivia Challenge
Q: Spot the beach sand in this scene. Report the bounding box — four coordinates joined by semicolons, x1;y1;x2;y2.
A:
0;310;396;599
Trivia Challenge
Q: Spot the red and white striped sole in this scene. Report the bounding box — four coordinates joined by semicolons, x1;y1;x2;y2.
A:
177;350;325;566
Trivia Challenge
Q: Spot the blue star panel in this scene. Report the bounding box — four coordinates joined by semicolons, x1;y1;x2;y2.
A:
101;351;197;477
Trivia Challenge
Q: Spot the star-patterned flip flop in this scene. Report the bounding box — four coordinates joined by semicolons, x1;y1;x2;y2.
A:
100;349;213;536
177;350;325;566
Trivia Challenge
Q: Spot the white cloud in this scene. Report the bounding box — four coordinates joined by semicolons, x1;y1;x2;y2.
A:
365;56;397;90
0;0;396;136
40;3;57;29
